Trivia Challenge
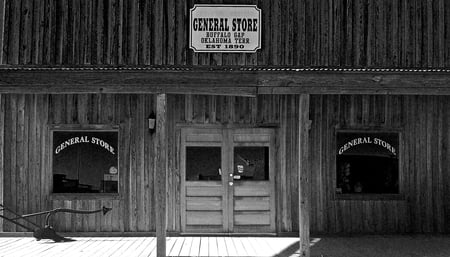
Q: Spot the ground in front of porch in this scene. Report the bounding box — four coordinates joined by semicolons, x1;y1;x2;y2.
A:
0;235;449;257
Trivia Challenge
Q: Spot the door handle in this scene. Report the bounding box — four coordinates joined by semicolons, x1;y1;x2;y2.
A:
229;182;233;186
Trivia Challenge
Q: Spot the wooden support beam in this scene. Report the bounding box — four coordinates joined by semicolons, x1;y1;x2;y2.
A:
155;94;167;257
1;68;450;95
0;70;258;96
256;72;450;95
298;94;310;257
0;94;3;232
0;0;5;65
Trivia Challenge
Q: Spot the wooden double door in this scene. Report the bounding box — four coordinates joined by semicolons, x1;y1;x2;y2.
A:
181;128;276;233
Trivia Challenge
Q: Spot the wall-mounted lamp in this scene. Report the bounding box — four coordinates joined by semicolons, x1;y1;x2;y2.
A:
148;112;156;133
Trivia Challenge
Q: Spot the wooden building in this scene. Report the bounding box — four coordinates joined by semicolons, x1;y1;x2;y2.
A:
0;0;449;256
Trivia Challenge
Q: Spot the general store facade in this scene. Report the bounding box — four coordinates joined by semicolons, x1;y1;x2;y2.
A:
0;1;449;256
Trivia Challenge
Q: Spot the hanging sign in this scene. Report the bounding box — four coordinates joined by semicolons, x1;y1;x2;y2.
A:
189;4;261;52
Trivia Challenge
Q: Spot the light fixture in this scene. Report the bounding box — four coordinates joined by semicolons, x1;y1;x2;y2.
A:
148;112;156;133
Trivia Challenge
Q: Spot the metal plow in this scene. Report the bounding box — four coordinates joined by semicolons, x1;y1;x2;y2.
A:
0;203;111;242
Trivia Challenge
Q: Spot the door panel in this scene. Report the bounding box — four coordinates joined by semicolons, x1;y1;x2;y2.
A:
233;182;271;196
181;128;275;233
181;128;227;232
230;129;276;232
234;196;270;211
234;212;271;225
186;211;223;225
186;196;223;211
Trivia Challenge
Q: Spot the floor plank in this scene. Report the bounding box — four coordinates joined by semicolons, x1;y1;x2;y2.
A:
216;237;228;256
94;237;128;257
224;237;238;256
199;237;209;256
168;237;184;256
208;236;219;256
141;237;157;257
237;237;256;256
189;236;201;256
250;237;273;256
133;237;154;257
178;236;192;256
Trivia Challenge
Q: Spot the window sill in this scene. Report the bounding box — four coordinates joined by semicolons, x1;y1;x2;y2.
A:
50;193;122;201
334;193;405;201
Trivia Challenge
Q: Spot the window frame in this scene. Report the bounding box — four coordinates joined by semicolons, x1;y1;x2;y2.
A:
333;128;404;201
49;124;121;200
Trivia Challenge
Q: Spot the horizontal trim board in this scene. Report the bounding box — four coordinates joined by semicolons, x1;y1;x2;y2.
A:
1;69;450;95
233;134;271;142
1;66;449;73
186;134;223;143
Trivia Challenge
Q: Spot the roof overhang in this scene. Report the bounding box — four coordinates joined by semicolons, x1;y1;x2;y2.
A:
0;66;449;96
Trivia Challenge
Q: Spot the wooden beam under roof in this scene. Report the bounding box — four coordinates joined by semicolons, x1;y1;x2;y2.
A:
0;67;449;95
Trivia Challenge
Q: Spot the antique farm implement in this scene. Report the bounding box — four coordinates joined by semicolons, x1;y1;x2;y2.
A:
0;203;112;242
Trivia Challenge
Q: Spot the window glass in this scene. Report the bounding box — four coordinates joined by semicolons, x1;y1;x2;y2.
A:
52;131;118;193
186;147;222;181
233;147;269;181
336;132;399;194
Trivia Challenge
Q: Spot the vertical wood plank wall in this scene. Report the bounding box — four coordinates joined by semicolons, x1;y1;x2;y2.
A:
309;95;449;234
1;94;449;234
166;94;300;233
0;0;449;67
1;94;157;232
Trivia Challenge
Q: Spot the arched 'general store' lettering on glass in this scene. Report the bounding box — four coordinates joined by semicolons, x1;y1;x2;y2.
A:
338;137;396;156
54;136;115;155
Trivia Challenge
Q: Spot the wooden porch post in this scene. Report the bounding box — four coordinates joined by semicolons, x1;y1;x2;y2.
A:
155;94;167;257
0;94;3;232
298;94;311;257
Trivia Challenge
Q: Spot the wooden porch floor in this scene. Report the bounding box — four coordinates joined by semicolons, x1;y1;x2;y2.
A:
0;236;302;257
0;235;449;257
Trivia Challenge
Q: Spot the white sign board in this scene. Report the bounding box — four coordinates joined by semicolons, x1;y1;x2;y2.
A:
190;5;261;53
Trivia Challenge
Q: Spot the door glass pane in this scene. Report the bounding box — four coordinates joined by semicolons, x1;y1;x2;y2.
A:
234;147;269;181
186;147;222;181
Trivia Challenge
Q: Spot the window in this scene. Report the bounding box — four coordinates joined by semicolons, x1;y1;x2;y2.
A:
186;146;222;181
336;131;399;195
233;147;269;180
52;129;119;193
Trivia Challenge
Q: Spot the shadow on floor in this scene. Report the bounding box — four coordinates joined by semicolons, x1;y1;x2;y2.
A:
308;235;450;257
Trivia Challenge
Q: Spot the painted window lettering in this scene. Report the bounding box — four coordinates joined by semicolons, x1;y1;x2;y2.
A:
52;130;118;193
336;132;399;194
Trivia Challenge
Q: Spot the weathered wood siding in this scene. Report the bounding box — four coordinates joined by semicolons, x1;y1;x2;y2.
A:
0;93;299;233
166;94;300;232
1;94;449;233
0;0;449;67
0;94;157;232
309;95;449;234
